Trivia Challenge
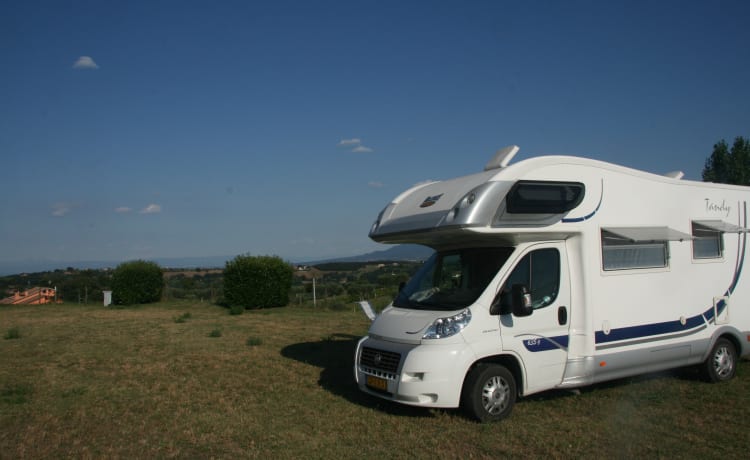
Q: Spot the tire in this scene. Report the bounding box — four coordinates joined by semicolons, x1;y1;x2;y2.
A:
462;364;517;423
702;338;737;383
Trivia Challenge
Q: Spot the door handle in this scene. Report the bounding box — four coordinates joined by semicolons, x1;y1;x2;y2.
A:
558;306;568;325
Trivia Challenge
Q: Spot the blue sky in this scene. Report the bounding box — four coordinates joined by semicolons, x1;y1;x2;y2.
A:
1;0;749;272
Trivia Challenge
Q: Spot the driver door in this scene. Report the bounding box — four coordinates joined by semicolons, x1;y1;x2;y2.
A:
495;242;571;394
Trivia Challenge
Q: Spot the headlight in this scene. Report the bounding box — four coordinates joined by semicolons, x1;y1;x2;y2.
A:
422;309;471;339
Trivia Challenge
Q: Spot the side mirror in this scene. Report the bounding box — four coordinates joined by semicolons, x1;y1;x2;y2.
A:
511;284;533;317
490;290;511;316
398;281;406;292
489;294;501;315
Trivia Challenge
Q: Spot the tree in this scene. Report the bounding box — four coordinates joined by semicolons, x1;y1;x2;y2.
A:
702;137;750;185
111;260;164;305
223;255;293;309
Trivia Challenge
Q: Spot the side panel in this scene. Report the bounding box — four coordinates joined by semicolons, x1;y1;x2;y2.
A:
584;181;750;379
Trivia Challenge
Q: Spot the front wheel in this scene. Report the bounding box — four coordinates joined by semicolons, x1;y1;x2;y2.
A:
702;338;737;383
461;364;517;423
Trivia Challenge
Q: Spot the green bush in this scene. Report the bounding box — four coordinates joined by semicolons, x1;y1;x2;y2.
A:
111;260;164;305
223;255;293;309
208;329;222;338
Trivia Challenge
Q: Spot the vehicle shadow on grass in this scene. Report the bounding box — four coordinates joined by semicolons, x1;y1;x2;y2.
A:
280;334;438;419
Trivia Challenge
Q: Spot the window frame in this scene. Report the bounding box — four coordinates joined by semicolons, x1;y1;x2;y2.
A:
691;222;724;260
600;229;670;271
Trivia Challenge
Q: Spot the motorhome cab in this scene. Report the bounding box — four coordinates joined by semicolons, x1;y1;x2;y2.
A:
354;146;750;422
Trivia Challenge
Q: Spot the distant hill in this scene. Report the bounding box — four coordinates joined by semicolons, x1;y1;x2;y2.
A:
304;244;434;265
0;256;235;277
0;245;434;277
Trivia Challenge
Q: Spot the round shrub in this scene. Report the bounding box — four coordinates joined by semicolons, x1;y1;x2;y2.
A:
111;260;164;305
223;255;293;309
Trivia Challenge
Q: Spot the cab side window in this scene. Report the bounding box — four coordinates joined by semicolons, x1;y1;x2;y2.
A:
500;248;560;310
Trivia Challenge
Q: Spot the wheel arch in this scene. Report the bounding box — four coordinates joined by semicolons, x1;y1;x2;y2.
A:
463;354;525;397
705;327;745;361
718;332;742;358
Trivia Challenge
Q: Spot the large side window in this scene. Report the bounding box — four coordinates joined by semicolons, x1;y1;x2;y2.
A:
500;248;560;310
601;230;668;270
692;222;723;259
506;181;585;214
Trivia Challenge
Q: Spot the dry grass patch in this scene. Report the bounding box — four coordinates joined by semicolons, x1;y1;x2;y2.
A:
1;301;748;458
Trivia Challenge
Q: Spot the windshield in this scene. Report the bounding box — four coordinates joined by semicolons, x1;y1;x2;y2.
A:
393;247;514;310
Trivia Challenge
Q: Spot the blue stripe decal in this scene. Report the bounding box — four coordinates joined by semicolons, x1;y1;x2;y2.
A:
562;188;603;223
725;202;746;297
595;314;705;345
521;334;569;352
708;201;746;321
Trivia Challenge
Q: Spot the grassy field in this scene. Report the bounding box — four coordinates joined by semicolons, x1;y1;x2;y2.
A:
1;301;748;459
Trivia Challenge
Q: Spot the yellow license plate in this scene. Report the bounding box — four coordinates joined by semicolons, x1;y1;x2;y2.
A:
366;375;388;391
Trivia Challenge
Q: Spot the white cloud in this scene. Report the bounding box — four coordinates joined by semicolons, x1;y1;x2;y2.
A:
140;204;161;214
368;181;384;188
115;207;132;213
338;138;361;146
51;203;72;217
338;137;374;153
72;56;99;70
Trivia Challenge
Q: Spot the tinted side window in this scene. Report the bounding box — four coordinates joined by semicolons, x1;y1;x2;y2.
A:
506;181;585;214
500;248;560;310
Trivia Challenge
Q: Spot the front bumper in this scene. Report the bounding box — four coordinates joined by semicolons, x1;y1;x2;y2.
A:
354;335;475;408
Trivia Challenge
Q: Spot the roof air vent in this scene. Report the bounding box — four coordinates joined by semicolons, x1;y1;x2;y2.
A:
484;145;520;171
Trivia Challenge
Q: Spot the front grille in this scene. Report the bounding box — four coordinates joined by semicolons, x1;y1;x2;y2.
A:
360;347;401;373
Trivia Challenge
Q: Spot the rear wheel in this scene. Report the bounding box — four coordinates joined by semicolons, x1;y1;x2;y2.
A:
462;364;516;423
702;338;737;383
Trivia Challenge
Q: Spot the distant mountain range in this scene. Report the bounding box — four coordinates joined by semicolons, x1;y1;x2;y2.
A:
301;244;434;265
0;244;434;276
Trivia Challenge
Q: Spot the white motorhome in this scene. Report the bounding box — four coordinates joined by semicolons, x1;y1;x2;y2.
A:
354;146;750;422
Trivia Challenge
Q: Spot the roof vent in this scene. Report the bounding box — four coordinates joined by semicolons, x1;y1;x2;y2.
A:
664;171;684;180
484;145;520;171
